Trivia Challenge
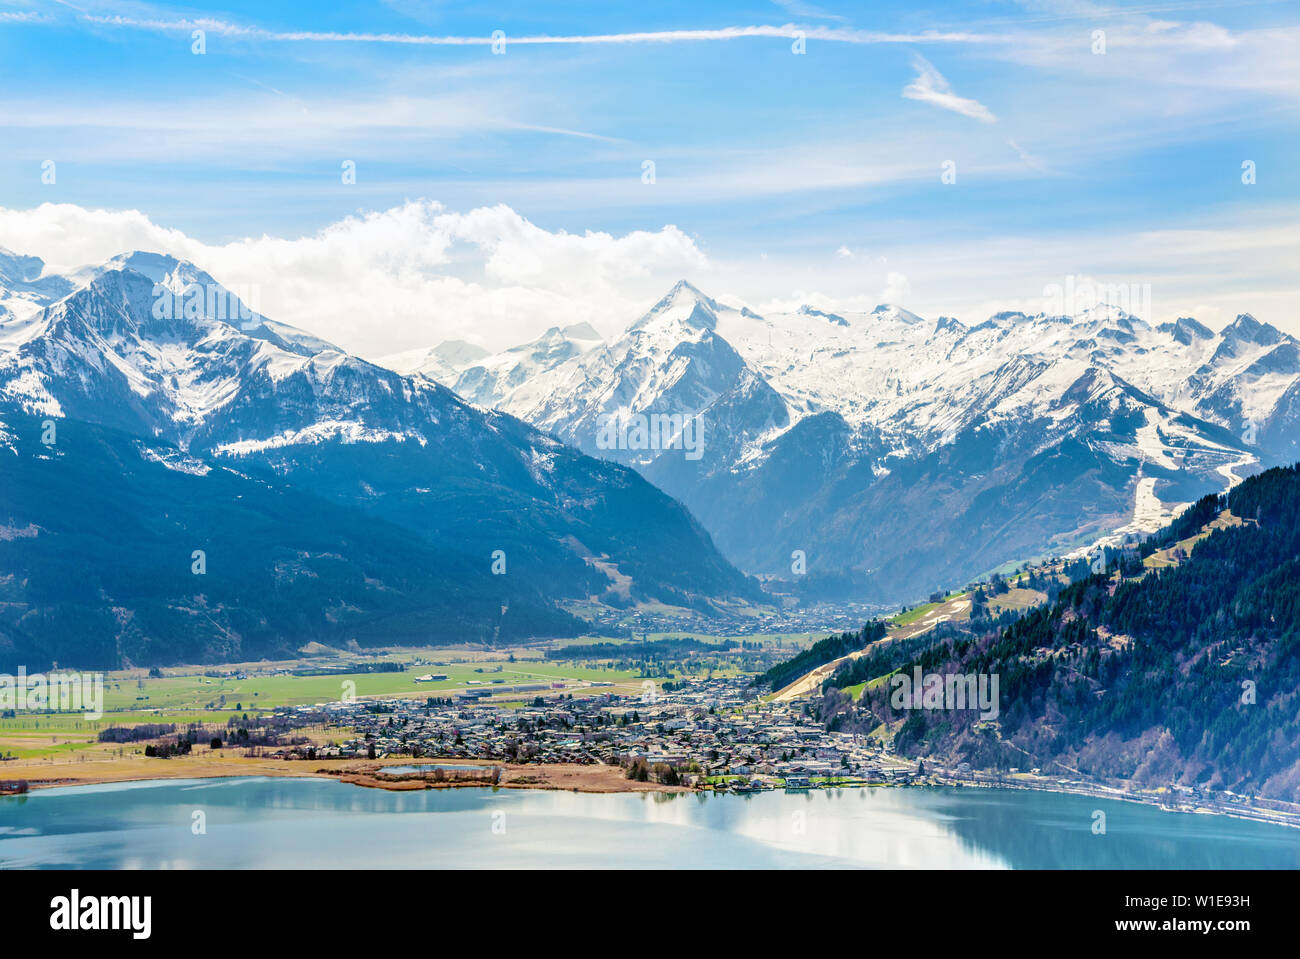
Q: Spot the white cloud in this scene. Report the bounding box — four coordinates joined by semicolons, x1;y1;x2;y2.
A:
902;56;997;123
3;198;1297;362
0;201;709;356
881;271;912;302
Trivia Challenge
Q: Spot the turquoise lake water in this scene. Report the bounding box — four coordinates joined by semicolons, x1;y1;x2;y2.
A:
2;777;1297;869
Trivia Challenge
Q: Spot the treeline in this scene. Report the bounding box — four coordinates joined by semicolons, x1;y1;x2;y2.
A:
100;717;311;752
98;723;179;743
759;621;887;691
1140;490;1222;555
624;757;687;785
548;638;738;660
291;661;407;676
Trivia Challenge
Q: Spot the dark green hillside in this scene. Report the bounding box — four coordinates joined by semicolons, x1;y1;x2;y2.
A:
0;412;580;670
820;464;1300;800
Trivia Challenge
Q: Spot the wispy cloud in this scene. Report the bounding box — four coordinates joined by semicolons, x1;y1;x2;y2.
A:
769;0;848;24
1006;137;1045;171
77;14;998;47
901;55;998;123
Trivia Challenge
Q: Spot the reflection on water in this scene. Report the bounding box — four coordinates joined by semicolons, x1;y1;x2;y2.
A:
1;778;1298;869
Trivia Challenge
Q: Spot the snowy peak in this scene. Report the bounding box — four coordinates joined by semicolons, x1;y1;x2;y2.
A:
1223;313;1285;348
55;254;333;358
97;251;192;286
561;321;602;342
0;247;52;287
0;248;74;322
436;339;492;367
378;339;490;381
477;280;790;472
521;323;603;360
1158;316;1215;346
445;322;604;409
870;303;924;325
632;279;720;333
0;249;374;439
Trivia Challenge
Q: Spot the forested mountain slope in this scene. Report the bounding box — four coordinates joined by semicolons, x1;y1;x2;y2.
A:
820;464;1300;800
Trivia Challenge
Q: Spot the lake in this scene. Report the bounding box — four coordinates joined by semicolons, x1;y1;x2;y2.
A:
2;777;1297;869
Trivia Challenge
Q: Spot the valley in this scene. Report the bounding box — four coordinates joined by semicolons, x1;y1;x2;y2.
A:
1;245;1297;825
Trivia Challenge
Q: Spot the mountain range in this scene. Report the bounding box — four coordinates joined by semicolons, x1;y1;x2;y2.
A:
0;250;757;669
390;280;1299;603
4;247;1296;668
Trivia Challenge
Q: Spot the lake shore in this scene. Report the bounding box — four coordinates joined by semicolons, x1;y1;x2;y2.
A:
0;754;689;795
7;752;1299;830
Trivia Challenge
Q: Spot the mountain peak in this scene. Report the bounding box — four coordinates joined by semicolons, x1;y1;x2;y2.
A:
870;303;923;324
635;279;720;332
104;250;183;278
1157;316;1214;345
434;339;490;365
561;321;602;342
83;251;225;306
0;247;48;284
1223;312;1284;347
668;278;707;297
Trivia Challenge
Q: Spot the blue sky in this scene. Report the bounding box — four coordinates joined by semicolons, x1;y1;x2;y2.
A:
0;0;1296;355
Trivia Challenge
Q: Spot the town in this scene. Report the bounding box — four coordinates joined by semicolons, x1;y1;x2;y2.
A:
268;677;922;790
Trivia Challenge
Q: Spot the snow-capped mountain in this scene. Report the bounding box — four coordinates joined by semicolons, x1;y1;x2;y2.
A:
0;246;73;324
377;339;490;385
463;280;1297;601
451;323;603;409
502;282;762;466
377;323;604;409
0;252;758;667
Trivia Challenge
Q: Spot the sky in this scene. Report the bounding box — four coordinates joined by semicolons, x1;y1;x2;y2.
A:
0;0;1296;356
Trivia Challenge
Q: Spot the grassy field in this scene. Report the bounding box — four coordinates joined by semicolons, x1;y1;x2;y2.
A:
0;655;646;762
92;660;648;714
841;682;867;701
890;592;966;627
0;709;243;760
1;628;810;762
988;586;1048;614
0;628;811;764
